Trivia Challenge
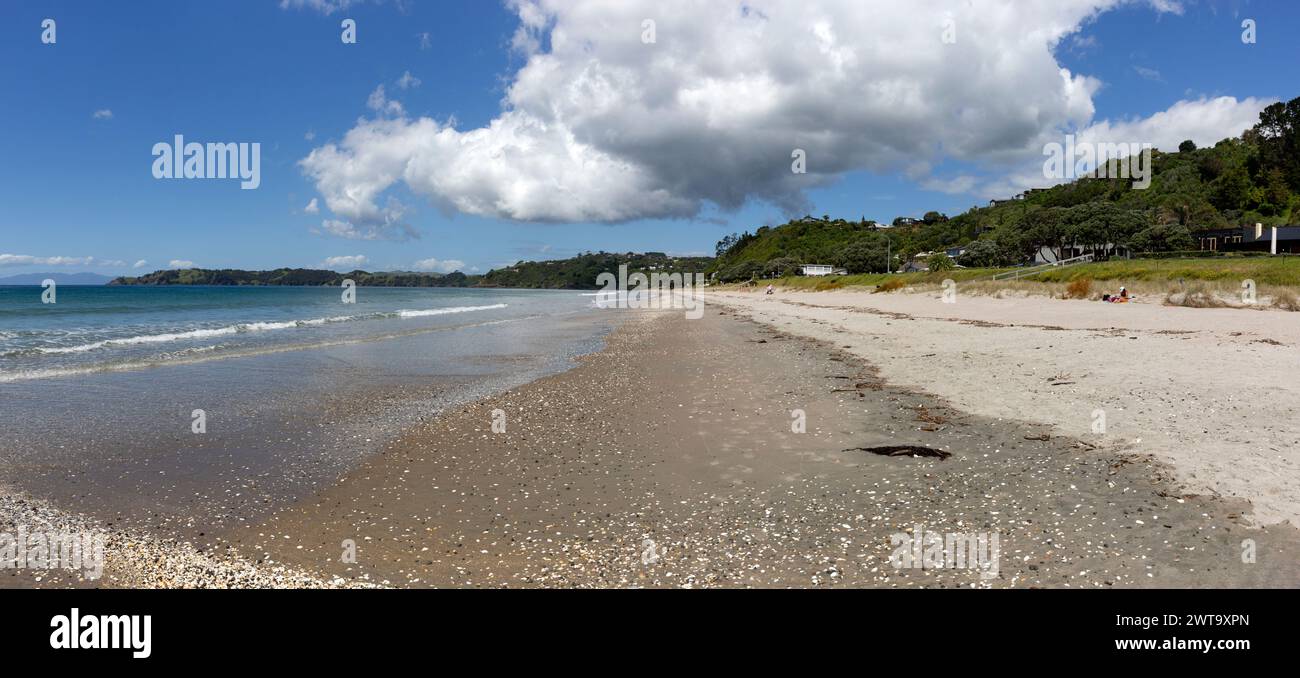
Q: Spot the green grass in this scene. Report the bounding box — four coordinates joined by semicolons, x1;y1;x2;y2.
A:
728;256;1300;291
755;268;1014;290
1025;256;1300;287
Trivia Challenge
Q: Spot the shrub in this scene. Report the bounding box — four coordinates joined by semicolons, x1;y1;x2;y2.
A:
1064;278;1092;299
873;278;906;294
926;253;956;271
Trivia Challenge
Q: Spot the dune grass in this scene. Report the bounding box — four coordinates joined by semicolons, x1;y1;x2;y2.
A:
757;267;1012;290
724;256;1300;309
1026;256;1300;287
738;256;1299;289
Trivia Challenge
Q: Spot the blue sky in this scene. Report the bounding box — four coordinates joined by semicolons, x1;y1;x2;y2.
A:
2;0;1297;276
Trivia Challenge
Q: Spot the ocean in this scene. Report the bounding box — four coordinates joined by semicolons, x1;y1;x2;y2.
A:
0;285;614;534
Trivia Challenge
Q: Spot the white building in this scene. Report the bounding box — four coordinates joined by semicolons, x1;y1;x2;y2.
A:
800;264;837;276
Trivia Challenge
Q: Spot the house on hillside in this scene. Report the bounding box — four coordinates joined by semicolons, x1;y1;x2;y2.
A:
1192;224;1300;254
800;264;846;276
1193;227;1244;252
1033;243;1130;264
902;252;934;273
1239;224;1300;254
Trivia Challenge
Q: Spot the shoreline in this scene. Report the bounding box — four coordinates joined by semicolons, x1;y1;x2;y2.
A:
1;299;616;545
8;302;1298;587
212;306;1300;587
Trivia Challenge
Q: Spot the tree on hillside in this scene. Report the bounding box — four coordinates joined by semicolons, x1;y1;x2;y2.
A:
1158;192;1222;228
1128;223;1195;253
1261;168;1293;216
1021;206;1068;262
1179;140;1197;153
1210;164;1251;211
763;257;800;277
837;239;891;274
955;239;1008;268
1251;96;1300;191
718;260;762;283
1065;202;1149;259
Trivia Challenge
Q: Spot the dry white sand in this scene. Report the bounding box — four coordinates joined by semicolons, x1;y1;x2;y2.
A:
712;288;1300;527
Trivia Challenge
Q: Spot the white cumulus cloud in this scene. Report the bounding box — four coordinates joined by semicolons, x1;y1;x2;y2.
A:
315;216;418;242
0;254;94;267
279;0;361;14
300;0;1258;223
396;71;421;90
412;257;467;273
92;109;113;120
366;85;404;117
169;260;195;269
133;259;148;269
322;255;369;269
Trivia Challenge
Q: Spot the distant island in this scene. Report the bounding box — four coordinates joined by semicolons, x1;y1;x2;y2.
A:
109;268;475;287
106;252;713;290
0;272;114;285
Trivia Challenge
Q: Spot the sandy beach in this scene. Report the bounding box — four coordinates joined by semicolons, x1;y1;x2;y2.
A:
713;289;1300;528
7;298;1298;588
203;303;1300;586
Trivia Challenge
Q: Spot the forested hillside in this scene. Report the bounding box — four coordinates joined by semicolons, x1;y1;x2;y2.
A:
711;96;1300;282
479;252;712;289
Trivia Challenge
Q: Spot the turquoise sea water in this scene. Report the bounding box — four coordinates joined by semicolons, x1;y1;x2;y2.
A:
0;285;613;532
0;285;591;382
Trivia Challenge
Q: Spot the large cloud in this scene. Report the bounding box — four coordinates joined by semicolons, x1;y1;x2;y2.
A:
301;0;1264;223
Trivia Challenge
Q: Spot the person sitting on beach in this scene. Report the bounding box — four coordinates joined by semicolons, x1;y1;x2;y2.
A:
765;284;774;295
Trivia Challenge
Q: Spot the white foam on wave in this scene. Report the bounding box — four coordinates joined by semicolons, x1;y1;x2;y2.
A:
9;305;507;356
0;313;531;383
397;303;507;318
26;325;246;354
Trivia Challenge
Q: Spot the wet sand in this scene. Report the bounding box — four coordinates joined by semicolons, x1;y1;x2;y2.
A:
217;306;1300;588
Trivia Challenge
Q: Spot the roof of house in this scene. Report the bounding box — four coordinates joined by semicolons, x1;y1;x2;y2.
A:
1244;226;1300;242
